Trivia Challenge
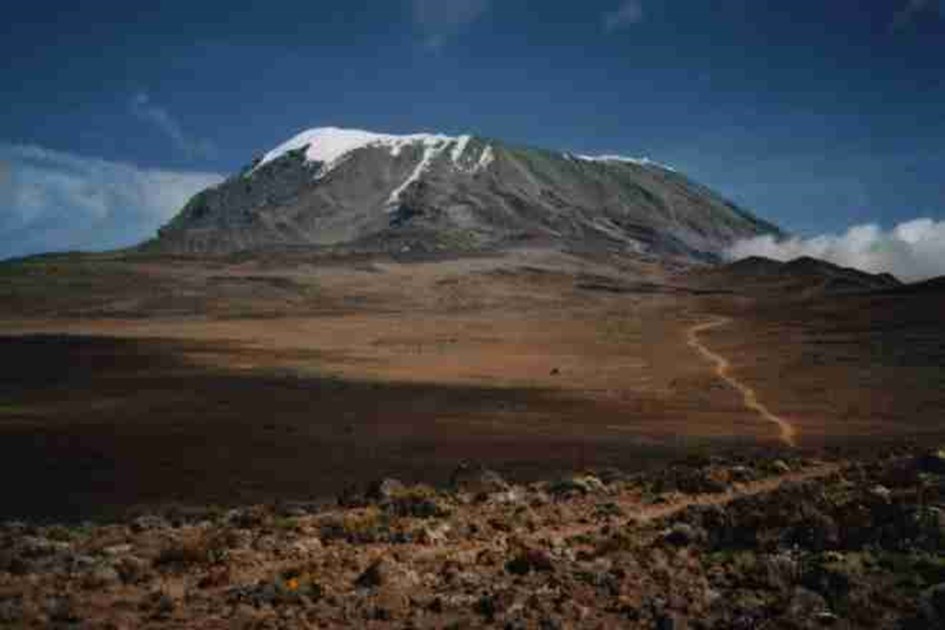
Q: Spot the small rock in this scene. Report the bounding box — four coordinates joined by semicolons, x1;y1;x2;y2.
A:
417;522;452;545
197;564;231;589
596;467;629;485
868;485;892;503
288;537;323;556
224;506;268;529
45;596;79;623
131;515;170;532
275;502;310;518
68;554;98;573
772;460;792;474
115;555;152;584
506;548;555;575
82;565;121;589
787;586;829;618
760;553;800;592
103;544;134;557
549;477;593;497
355;558;388;589
152;593;175;620
917;449;945;475
655;612;681;630
450;462;509;495
367;478;406;502
253;535;279;552
815;611;839;625
19;536;69;558
664;522;703;547
576;474;606;493
490;487;527;505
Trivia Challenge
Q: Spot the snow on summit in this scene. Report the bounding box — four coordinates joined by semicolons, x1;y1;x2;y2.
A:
256;127;458;171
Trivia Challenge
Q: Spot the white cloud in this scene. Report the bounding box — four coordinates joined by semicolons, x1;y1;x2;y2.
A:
725;218;945;282
411;0;489;48
0;144;222;260
129;91;216;160
604;0;644;32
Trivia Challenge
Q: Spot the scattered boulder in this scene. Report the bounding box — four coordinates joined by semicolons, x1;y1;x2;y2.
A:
416;522;452;546
450;463;509;495
82;564;121;589
355;558;389;589
131;515;170;532
868;485;892;504
366;478;406;502
786;587;830;619
917;450;945;475
663;522;704;547
115;555;152;585
506;548;555;575
549;474;605;497
596;467;630;485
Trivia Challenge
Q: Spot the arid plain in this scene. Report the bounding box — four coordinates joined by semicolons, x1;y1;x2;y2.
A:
2;247;943;521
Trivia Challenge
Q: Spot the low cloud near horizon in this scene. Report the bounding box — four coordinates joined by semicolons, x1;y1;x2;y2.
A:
0;144;222;260
726;219;945;282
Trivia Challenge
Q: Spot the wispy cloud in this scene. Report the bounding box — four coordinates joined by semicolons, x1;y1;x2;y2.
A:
411;0;489;49
725;218;945;282
129;91;216;160
603;0;644;32
889;0;943;32
0;144;222;260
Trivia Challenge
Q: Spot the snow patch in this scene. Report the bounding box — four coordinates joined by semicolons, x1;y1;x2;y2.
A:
386;139;451;208
474;145;495;173
451;135;472;164
573;153;676;172
254;127;456;176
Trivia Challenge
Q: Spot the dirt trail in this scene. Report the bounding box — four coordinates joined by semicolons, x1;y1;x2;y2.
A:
687;317;798;447
528;462;838;545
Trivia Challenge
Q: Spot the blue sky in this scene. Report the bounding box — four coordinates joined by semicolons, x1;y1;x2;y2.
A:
1;0;944;259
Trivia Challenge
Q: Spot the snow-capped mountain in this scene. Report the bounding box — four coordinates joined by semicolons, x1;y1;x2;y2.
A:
150;127;781;259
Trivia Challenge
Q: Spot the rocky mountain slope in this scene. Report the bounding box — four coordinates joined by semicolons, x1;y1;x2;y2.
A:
148;127;780;260
3;445;945;628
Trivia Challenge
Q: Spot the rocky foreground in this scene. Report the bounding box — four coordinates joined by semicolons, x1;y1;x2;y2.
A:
3;446;945;628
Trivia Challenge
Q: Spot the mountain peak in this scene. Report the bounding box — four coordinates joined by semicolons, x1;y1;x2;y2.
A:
153;128;780;258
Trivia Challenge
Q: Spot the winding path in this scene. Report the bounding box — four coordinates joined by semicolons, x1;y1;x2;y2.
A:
687;317;798;447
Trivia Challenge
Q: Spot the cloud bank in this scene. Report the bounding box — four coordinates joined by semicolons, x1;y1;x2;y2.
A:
725;218;945;282
0;144;222;260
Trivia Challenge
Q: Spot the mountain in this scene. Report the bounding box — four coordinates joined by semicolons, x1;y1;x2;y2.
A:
148;127;780;259
707;255;903;294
